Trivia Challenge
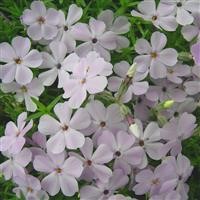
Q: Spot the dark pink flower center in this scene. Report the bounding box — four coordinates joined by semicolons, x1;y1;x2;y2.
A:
62;125;69;131
92;38;98;43
103;189;109;195
86;160;92;166
14;58;22;64
37;16;45;24
100;121;106;127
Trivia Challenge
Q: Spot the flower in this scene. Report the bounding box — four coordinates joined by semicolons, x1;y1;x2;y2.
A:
0;112;33;154
166;63;191;84
13;174;49;200
146;80;187;103
0;148;32;180
1;78;44;112
161;112;196;156
33;151;83;196
56;4;83;52
39;41;70;87
63;52;112;108
131;0;177;31
70;137;113;182
191;42;200;65
71;18;117;61
130;119;164;160
134;31;178;79
80;169;128;200
133;162;178;196
98;130;145;173
0;36;42;84
38;102;90;153
161;0;200;25
108;61;149;103
163;154;193;200
84;100;127;143
21;1;60;41
97;9;130;50
183;64;200;96
181;12;200;41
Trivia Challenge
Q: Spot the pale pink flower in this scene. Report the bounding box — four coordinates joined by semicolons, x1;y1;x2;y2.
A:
57;4;83;52
166;63;191;84
63;52;112;108
133;162;178;196
98;10;130;50
21;1;60;41
161;0;200;25
13;174;49;200
108;61;149;103
0;148;32;180
39;41;70;87
161;113;196;156
0;112;33;154
84;100;127;143
146;80;187;103
71;18;117;61
80;169;128;200
0;36;42;84
131;0;177;31
181;12;200;41
98;130;145;172
38;102;90;153
134;31;178;79
70;137;113;182
33;151;83;196
130;119;164;160
1;78;44;112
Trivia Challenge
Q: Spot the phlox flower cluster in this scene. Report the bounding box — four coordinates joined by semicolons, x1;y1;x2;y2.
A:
0;0;199;200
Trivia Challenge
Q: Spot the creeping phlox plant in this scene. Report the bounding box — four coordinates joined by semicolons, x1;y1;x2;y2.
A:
0;0;200;200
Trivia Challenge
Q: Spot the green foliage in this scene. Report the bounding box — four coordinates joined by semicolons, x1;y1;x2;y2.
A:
0;0;199;200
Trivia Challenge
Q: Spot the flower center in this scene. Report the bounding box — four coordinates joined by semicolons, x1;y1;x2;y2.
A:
103;189;109;195
64;25;68;31
152;178;160;185
152;15;158;21
37;16;45;24
62;124;69;131
139;140;144;146
151;52;157;58
115;151;121;157
137;97;142;103
86;160;92;166
167;68;174;74
14;58;22;64
100;121;106;127
56;168;62;173
80;78;86;84
20;86;28;93
177;2;182;7
162;87;167;92
27;187;33;193
57;63;62;69
92;38;98;43
174;112;179;117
